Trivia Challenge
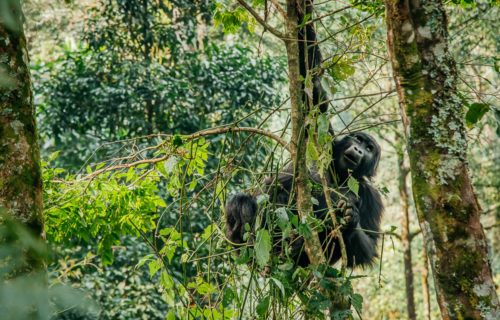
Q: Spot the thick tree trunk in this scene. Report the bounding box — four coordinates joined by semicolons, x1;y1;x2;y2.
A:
398;151;416;320
384;0;500;318
0;0;44;266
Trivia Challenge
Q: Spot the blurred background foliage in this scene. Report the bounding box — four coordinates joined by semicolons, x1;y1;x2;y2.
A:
10;0;498;318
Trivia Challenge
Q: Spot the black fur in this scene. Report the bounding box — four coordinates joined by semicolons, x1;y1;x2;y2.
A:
298;0;329;114
225;132;383;268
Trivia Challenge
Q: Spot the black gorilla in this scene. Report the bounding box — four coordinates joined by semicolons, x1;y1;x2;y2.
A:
299;0;329;115
225;132;383;268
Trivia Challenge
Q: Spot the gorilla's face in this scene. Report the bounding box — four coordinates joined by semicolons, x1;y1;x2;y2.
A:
333;132;381;179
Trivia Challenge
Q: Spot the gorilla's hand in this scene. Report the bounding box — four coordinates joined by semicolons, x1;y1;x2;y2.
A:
337;199;360;228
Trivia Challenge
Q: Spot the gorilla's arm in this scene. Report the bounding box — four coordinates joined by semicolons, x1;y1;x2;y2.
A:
344;183;383;267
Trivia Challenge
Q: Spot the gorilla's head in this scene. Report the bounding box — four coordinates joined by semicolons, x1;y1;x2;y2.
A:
332;132;381;181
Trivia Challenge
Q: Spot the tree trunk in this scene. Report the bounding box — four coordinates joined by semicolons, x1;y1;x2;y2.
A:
0;0;44;269
284;1;350;316
384;0;500;318
397;149;416;320
285;0;325;268
421;244;432;320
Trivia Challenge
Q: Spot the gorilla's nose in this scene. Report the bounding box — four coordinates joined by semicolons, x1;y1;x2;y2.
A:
344;145;363;165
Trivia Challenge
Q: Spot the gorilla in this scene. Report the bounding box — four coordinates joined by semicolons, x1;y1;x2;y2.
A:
225;132;383;268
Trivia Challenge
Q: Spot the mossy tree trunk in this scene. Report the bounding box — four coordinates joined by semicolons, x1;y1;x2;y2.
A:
384;0;499;318
284;0;326;268
0;0;44;266
284;1;350;315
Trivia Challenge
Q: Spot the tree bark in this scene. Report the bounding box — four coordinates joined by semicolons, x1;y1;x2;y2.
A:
285;0;326;267
421;244;432;320
0;0;44;269
397;149;416;320
384;0;500;318
285;1;349;316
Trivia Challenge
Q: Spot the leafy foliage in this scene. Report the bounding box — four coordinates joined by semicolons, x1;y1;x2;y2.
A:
34;44;283;168
0;211;97;319
26;0;500;319
84;0;212;60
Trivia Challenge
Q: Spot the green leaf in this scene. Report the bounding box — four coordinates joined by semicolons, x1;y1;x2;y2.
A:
256;296;270;317
161;271;174;289
278;262;294;271
255;229;271;268
172;135;183;147
164;156;178;174
155;198;167;207
311;196;319;206
350;293;364;313
309;291;330;311
272;278;286;296
235;247;251;264
275;207;289;230
465;103;490;128
136;254;154;269
222;288;234;308
307;140;319;161
196;282;215;295
149;259;162;278
317;114;330;144
291;214;299;228
299;13;311;30
49;150;60;161
202;224;215;241
298;222;312;239
348;177;359;196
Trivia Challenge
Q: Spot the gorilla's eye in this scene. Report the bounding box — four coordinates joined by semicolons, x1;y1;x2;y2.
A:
366;145;373;152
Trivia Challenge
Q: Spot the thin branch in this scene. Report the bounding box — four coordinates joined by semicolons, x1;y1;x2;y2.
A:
237;0;285;39
188;127;291;152
270;0;286;18
76;126;290;182
304;4;355;25
484;222;500;230
317;10;380;46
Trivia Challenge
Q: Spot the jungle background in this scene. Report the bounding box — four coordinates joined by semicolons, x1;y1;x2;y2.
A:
0;0;499;319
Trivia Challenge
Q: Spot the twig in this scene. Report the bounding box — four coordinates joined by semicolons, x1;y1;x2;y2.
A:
304;4;355;26
237;0;285;39
317;10;380;46
270;0;286;18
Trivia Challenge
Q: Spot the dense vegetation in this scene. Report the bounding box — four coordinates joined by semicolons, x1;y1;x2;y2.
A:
0;0;498;319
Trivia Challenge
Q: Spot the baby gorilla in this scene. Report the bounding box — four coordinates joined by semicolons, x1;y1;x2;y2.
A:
225;132;383;268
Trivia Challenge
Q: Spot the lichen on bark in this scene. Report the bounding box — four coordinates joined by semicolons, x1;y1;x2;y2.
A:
385;0;499;318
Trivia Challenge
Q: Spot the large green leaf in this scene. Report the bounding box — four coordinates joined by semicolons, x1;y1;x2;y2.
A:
465;103;490;128
255;229;271;268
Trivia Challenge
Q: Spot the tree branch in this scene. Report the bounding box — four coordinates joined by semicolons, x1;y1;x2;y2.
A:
75;126;291;182
237;0;286;39
304;4;355;25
